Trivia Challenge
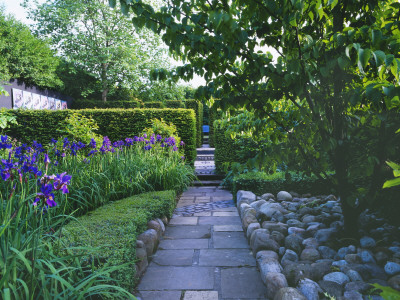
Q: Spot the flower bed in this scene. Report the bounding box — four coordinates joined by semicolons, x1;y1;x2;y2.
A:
0;133;193;299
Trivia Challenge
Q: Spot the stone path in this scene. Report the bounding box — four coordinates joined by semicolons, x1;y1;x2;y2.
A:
136;187;267;300
136;137;267;300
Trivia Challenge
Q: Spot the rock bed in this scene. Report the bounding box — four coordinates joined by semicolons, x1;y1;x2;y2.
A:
237;190;400;300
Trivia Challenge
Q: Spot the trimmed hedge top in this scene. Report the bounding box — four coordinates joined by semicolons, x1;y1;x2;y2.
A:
59;190;176;291
71;99;143;109
6;108;197;164
185;100;203;147
143;102;165;108
165;100;185;108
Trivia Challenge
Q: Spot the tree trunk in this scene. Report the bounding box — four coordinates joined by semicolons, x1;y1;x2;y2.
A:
101;62;109;102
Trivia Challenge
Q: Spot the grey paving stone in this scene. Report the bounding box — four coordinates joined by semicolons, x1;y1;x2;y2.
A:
169;217;198;225
213;231;249;249
193;212;212;216
138;266;214;290
213;225;243;232
152;250;194;266
199;249;256;267
164;225;211;239
159;239;210;250
138;291;181;300
183;291;218;300
198;216;242;226
221;268;268;299
213;212;239;217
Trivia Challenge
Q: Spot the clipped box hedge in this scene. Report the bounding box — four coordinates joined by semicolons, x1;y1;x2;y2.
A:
232;171;334;201
165;100;185;108
143;102;165;108
59;190;176;292
71;99;143;109
6;108;197;164
214;124;239;174
208;104;223;148
185;99;203;147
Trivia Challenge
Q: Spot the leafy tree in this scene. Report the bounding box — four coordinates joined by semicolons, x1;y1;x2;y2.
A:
116;0;400;236
0;8;61;89
24;0;171;102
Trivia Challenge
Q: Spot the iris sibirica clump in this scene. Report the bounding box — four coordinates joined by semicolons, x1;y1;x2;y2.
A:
0;131;193;299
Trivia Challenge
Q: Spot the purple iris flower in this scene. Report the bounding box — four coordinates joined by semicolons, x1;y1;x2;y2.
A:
156;134;162;142
44;154;51;165
144;145;152;150
53;172;72;194
34;183;57;207
180;141;185;146
90;139;97;149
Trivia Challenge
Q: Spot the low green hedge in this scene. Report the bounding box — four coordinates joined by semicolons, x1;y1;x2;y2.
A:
232;171;334;201
6;109;197;164
59;190;176;292
143;102;165;108
185;100;203;147
71;99;143;109
165;100;185;108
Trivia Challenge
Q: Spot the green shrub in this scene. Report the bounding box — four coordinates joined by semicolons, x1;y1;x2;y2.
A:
59;190;176;292
6;108;197;164
208;103;223;147
143;102;165;108
232;171;334;201
143;118;181;145
214;122;240;174
165;100;185;108
59;112;103;145
185;99;203;147
71;99;143;109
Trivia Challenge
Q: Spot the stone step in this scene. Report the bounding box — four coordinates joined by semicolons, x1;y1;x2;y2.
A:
196;174;225;181
193;180;222;186
196;155;214;161
197;148;215;155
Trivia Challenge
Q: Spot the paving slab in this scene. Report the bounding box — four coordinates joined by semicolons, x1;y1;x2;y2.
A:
193;212;212;216
213;231;249;249
213;225;243;232
198;217;242;226
159;239;210;250
152;250;194;266
138;291;181;300
164;225;211;239
183;291;219;300
199;249;256;267
213;211;239;217
138;266;214;290
169;217;198;225
221;268;268;299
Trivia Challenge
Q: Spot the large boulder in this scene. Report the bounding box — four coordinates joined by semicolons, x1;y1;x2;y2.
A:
251;229;280;254
259;203;288;220
246;222;260;240
273;287;307;300
297;278;322;300
265;272;289;299
262;221;289;235
285;234;304;254
323;272;350;286
277;191;293;202
250;199;267;211
237;190;257;205
242;208;258;231
137;229;158;256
